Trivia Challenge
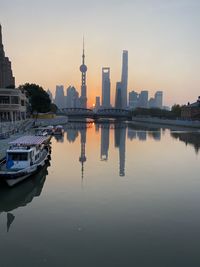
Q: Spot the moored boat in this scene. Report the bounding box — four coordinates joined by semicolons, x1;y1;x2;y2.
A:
46;125;55;135
54;125;64;135
35;127;49;137
0;136;51;186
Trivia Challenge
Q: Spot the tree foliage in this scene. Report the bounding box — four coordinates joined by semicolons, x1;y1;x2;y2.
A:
19;83;53;113
171;104;182;117
132;106;182;119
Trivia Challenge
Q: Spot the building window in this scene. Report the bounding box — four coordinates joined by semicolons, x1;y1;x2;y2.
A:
0;96;10;104
11;96;19;104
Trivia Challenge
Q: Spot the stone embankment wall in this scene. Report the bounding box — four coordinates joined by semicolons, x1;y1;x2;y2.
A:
0;120;33;139
34;116;68;127
131;117;200;129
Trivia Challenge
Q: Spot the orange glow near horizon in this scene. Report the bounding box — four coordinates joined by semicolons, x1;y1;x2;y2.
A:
1;0;199;107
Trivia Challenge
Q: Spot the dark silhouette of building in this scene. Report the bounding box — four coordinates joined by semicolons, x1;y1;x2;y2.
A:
95;96;100;110
102;68;111;108
115;82;122;109
138;90;148;108
121;50;128;108
55;85;65;109
79;39;87;109
129;90;138;109
181;97;200;119
0;24;15;88
66;86;80;108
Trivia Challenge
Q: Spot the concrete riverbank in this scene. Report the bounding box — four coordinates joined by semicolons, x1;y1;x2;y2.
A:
0;116;69;159
34;116;68;127
131;117;200;129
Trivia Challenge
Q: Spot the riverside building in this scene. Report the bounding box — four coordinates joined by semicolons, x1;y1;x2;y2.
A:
0;88;27;122
0;25;27;122
0;24;15;88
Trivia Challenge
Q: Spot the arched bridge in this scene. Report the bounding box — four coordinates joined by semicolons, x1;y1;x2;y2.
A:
95;108;130;118
61;108;94;117
59;108;131;119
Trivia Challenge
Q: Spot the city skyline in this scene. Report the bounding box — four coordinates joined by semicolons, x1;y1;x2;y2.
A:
0;0;200;106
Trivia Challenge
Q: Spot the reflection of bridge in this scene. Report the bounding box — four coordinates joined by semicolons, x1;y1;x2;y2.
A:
60;108;131;119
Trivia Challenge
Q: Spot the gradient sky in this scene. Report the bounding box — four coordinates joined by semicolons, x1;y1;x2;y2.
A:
0;0;200;107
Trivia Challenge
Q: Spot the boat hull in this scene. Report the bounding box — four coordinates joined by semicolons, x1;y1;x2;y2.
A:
0;148;50;187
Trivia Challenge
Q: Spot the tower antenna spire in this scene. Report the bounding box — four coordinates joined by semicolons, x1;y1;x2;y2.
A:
82;35;85;64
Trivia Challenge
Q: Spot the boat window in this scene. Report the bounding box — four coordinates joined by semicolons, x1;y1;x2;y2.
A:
8;153;28;161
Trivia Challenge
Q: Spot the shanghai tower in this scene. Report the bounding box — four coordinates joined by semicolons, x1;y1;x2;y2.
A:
121;50;128;109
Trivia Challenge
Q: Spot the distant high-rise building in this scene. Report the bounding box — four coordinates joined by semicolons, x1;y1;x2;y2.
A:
102;68;111;108
148;97;156;108
66;86;79;108
121;50;128;109
115;82;122;109
79;39;87;109
95;96;100;110
0;24;15;88
129;90;138;109
55;85;65;109
138;90;148;108
155;91;163;109
47;89;53;102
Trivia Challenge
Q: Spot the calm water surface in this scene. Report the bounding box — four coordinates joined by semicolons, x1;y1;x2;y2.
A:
0;122;200;267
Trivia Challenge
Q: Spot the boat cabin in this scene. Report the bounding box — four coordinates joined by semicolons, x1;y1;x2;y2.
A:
6;136;49;170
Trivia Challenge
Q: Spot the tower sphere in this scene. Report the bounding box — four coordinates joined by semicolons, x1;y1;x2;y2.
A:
80;64;87;73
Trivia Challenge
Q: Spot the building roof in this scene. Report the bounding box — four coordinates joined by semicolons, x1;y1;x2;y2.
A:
9;135;50;146
189;101;200;108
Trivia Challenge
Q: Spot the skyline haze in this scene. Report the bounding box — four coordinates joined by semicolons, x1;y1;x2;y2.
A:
0;0;200;106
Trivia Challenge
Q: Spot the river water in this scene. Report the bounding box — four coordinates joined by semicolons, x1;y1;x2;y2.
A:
0;122;200;267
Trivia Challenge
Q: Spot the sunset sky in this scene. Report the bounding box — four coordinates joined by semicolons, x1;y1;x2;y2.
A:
0;0;200;107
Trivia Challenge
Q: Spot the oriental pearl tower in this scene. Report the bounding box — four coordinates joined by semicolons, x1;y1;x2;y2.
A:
79;38;87;109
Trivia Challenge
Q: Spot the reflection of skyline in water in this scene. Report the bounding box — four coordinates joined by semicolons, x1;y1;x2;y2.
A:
127;124;161;142
170;131;200;154
79;127;87;180
114;124;126;177
64;122;128;178
62;122;200;181
0;165;48;232
101;126;109;161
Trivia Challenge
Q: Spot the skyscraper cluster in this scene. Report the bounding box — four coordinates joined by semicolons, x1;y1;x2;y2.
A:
129;90;163;109
0;24;15;88
54;85;81;109
50;44;164;111
97;50;128;110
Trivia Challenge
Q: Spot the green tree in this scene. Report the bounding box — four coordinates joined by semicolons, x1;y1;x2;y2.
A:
19;83;52;114
171;104;182;118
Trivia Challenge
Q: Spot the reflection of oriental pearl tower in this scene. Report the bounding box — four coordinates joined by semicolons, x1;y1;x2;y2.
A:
80;38;87;109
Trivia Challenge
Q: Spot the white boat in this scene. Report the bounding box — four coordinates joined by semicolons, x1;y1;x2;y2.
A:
54;125;64;135
0;136;51;187
46;126;55;135
35;127;49;136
